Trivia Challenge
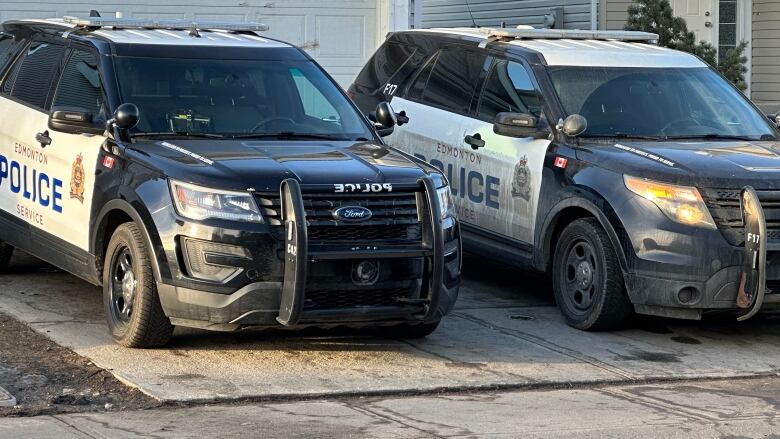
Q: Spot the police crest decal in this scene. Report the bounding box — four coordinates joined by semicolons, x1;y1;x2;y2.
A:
70;153;85;203
511;155;531;201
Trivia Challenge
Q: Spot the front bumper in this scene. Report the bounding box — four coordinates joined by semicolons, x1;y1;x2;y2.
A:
623;186;779;320
156;177;461;330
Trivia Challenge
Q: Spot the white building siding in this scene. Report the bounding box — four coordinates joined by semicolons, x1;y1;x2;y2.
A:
0;0;386;87
752;0;780;112
419;0;593;30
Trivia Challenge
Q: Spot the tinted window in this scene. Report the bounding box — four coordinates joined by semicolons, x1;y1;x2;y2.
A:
478;60;543;120
410;48;486;114
548;66;775;139
116;57;372;139
9;42;67;109
53;50;104;117
0;33;24;74
360;42;417;88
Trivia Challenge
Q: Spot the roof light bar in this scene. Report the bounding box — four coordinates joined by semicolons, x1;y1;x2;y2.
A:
478;27;659;43
62;16;269;32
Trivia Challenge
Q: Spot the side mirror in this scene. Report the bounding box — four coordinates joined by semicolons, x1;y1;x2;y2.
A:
768;113;780;128
560;114;588;137
111;103;140;131
493;112;550;139
48;106;102;134
374;101;397;129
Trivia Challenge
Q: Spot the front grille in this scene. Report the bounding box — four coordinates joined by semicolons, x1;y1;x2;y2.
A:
701;188;780;245
304;287;411;310
255;191;422;244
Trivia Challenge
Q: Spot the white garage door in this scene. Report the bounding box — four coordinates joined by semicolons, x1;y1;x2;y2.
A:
0;0;378;87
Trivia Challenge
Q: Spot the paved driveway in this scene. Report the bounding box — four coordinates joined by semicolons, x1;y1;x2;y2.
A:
1;252;779;403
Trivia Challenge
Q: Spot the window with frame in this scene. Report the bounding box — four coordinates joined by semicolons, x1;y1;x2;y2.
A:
718;0;737;62
409;48;487;114
53;50;105;118
7;41;67;109
478;59;543;120
0;33;25;76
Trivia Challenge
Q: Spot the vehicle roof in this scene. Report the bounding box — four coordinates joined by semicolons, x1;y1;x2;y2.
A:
14;18;292;49
400;28;708;69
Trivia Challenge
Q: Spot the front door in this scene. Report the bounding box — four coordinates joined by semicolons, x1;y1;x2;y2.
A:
673;0;716;44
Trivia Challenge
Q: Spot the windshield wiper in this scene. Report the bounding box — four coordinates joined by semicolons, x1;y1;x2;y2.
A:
131;132;229;139
664;134;776;141
581;132;665;141
230;132;352;141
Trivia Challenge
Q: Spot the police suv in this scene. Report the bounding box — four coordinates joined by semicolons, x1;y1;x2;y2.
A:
350;27;780;330
0;15;461;347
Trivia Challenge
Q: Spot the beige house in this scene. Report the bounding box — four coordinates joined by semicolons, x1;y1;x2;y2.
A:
602;0;778;112
418;0;780;112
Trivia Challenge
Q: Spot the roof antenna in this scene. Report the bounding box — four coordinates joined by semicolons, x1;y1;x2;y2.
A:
89;10;101;17
464;0;478;28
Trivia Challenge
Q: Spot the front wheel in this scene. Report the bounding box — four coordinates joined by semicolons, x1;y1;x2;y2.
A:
552;218;633;331
103;223;173;348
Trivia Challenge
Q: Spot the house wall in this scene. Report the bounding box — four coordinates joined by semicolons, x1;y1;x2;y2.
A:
752;0;780;112
419;0;593;30
599;0;632;30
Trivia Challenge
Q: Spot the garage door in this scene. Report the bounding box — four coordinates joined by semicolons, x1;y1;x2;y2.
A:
0;0;377;87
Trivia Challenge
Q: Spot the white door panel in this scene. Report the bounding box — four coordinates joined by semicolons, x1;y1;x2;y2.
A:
0;1;378;89
0;98;103;250
673;0;715;44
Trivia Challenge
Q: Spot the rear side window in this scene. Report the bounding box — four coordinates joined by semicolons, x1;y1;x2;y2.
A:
53;50;104;117
355;41;417;89
7;41;67;109
478;59;543;120
0;33;25;74
409;48;487;115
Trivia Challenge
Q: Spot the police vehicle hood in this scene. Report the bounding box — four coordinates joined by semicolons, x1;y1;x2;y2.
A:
578;140;780;189
131;139;438;191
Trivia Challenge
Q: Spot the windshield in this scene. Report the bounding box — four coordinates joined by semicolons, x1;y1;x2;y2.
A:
115;57;373;140
547;67;776;140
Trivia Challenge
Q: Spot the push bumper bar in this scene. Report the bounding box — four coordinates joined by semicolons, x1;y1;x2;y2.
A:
276;177;444;326
737;186;767;321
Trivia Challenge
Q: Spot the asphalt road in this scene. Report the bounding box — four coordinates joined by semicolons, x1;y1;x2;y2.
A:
1;251;780;405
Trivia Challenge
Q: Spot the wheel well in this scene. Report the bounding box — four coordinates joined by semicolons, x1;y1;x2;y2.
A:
95;210;133;285
544;207;594;273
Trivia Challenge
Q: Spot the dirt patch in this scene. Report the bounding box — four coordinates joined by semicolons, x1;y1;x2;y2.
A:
0;311;160;417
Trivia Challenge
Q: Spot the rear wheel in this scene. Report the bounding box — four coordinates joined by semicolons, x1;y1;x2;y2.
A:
552;218;632;330
103;223;173;348
0;242;13;272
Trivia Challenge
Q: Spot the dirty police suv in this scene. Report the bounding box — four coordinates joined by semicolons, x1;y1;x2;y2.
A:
0;16;460;347
350;27;780;330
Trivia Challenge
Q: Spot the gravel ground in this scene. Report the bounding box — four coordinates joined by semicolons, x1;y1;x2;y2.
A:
0;311;160;417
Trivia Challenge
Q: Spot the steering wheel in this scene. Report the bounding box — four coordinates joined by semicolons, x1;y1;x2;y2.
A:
251;117;297;133
660;117;702;136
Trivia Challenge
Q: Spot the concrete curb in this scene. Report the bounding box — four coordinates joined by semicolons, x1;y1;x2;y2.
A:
0;385;16;407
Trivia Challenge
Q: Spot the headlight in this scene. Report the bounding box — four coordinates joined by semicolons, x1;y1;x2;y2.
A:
436;186;456;219
624;175;715;229
170;180;263;223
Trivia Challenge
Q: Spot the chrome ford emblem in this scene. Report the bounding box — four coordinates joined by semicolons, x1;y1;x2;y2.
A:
333;206;372;222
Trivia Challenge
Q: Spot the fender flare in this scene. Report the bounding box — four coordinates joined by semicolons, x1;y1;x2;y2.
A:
92;199;166;284
537;196;629;274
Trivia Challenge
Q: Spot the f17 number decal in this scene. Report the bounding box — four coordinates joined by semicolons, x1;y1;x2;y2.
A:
334;183;393;193
383;83;398;96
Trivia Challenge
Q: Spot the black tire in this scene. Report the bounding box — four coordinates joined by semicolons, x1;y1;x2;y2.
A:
552;218;633;331
0;242;13;273
103;223;173;348
383;321;441;339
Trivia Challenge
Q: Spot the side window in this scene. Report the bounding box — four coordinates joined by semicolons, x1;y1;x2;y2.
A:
409;48;487;114
7;41;67;109
0;33;25;75
53;50;104;118
478;59;543;120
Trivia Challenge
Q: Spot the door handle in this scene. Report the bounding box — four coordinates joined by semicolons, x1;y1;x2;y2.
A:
35;131;52;148
464;133;485;150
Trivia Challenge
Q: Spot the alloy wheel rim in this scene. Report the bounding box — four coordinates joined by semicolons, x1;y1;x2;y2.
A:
563;240;599;312
110;247;136;323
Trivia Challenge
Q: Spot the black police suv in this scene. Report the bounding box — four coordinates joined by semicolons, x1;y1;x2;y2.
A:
350;27;780;330
0;16;460;347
